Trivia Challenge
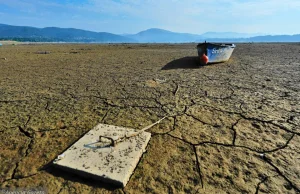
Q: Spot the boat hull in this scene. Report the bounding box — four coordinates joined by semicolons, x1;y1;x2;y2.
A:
197;43;235;64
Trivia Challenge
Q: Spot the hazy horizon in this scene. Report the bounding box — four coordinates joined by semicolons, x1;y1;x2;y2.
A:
0;23;269;36
1;0;300;35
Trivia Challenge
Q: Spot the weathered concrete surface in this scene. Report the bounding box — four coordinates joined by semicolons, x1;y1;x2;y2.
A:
0;43;300;193
53;123;151;187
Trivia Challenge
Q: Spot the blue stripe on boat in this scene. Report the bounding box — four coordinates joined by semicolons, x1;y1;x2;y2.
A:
197;42;235;64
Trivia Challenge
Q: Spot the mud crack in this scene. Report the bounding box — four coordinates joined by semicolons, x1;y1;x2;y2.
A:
166;134;204;188
173;82;180;96
255;176;268;194
262;133;295;153
57;180;69;194
263;155;300;192
18;126;32;138
166;128;299;191
4;168;39;183
193;145;203;188
231;119;241;145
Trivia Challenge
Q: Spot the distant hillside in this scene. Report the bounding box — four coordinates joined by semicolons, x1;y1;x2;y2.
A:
125;29;266;42
0;24;134;43
1;24;300;43
201;32;265;39
248;34;300;42
201;34;300;43
124;28;202;43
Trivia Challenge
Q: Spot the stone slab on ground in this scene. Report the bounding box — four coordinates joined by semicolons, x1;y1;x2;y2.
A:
53;123;151;187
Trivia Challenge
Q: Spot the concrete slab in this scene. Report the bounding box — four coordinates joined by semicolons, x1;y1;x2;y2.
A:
53;123;151;187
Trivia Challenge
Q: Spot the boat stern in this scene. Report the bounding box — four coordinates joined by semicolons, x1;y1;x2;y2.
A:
197;43;235;65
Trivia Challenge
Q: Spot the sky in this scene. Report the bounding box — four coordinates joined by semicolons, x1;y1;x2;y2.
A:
0;0;300;35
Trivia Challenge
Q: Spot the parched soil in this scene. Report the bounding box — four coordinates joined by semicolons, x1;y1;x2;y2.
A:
0;43;299;193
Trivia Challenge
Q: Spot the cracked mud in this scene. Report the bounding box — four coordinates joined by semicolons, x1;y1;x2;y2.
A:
0;43;299;193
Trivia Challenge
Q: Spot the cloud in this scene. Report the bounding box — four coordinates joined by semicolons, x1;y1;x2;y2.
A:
2;0;300;18
67;0;300;33
228;0;300;16
1;0;300;34
79;0;300;17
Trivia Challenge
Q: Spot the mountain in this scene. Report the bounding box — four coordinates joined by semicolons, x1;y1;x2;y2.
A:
124;29;266;42
1;24;300;43
248;34;300;42
201;32;265;39
201;34;300;42
0;24;134;43
124;28;202;43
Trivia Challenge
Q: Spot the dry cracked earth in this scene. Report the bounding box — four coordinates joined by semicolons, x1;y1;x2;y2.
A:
0;43;299;194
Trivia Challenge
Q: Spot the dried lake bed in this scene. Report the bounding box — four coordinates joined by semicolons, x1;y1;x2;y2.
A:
0;43;299;193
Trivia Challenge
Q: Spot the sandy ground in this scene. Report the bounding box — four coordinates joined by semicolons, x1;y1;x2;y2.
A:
0;43;299;193
0;41;21;45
